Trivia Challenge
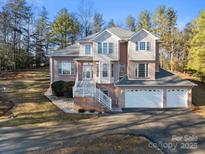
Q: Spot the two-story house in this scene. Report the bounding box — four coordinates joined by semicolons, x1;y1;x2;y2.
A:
48;27;196;112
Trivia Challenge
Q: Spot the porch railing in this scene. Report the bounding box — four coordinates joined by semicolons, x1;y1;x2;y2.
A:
73;81;112;111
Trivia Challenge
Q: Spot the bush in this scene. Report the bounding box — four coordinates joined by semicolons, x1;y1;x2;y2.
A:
89;109;95;113
51;81;75;97
51;81;66;97
78;109;85;113
63;81;75;97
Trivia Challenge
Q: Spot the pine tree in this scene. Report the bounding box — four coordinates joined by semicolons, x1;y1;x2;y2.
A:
136;10;152;31
126;15;135;31
93;12;104;33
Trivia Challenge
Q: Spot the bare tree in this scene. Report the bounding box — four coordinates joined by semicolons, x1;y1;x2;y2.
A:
77;0;94;37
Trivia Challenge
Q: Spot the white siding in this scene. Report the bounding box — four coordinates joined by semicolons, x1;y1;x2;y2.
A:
128;30;156;61
93;31;120;61
79;43;93;56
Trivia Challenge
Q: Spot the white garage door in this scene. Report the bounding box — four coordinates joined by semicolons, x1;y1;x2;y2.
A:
125;89;163;108
166;89;188;107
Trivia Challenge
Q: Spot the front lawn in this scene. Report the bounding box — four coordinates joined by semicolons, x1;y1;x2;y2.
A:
0;68;94;127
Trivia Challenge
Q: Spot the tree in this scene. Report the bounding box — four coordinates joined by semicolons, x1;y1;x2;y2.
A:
126;15;135;31
77;0;93;37
107;19;116;28
187;11;205;79
93;12;104;33
51;8;79;49
33;7;50;67
153;6;177;71
136;10;152;31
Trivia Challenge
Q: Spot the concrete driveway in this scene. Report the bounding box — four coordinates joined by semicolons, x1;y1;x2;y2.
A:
0;109;205;154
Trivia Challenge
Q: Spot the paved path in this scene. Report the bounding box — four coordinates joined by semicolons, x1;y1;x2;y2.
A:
44;88;77;113
0;109;205;154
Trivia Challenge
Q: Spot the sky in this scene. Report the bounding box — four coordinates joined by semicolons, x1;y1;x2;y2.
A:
1;0;205;30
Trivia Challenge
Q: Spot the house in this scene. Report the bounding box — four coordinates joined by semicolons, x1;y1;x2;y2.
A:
47;27;196;112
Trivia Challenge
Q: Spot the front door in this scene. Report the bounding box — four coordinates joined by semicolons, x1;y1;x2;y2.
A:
83;63;93;80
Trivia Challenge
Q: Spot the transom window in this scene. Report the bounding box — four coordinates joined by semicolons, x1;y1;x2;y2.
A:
98;42;113;54
58;61;75;75
136;41;151;51
135;64;148;78
85;44;91;54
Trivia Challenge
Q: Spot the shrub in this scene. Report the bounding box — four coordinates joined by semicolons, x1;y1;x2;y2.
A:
89;109;95;113
51;81;65;97
78;109;85;113
63;81;75;97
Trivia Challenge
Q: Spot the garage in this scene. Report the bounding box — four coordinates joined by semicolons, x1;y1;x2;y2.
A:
125;89;163;108
166;89;188;107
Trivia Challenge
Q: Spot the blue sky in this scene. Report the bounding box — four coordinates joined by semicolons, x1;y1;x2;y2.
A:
2;0;205;29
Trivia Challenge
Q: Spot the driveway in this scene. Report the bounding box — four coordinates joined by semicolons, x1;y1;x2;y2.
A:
0;109;205;154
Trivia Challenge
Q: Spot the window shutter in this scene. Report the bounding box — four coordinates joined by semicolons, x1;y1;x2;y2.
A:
58;62;62;74
135;64;138;77
136;42;138;51
98;42;102;53
109;43;113;53
147;42;150;51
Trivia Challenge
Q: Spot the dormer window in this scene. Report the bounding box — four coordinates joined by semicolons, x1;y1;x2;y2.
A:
85;44;91;54
136;41;151;51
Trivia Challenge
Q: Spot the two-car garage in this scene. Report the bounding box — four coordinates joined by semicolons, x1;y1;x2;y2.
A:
125;88;189;108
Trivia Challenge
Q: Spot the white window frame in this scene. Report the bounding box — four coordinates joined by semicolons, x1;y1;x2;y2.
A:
136;41;151;51
58;61;75;75
85;44;91;54
135;63;148;78
98;42;113;54
102;63;108;77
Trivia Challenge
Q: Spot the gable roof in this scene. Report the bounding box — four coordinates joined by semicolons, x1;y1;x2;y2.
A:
129;29;159;40
47;44;80;57
107;27;135;40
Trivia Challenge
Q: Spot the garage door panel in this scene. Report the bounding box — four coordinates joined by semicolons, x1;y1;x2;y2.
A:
125;89;163;108
166;89;188;107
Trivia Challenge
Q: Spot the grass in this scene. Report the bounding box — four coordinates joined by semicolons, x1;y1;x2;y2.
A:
32;134;162;154
174;71;205;118
0;68;94;127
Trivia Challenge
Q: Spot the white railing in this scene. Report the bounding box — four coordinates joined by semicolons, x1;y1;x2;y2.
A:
73;81;112;111
95;88;112;110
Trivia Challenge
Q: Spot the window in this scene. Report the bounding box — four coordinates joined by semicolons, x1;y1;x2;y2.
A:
85;44;91;54
140;42;146;50
102;64;108;77
58;61;75;75
98;42;113;54
147;42;151;51
135;64;148;78
98;42;102;53
119;64;126;79
136;42;138;51
109;43;113;53
96;63;99;77
111;64;114;77
103;42;108;54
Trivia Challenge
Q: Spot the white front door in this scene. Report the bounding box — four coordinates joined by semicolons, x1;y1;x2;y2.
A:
83;63;93;80
125;89;163;108
166;89;188;107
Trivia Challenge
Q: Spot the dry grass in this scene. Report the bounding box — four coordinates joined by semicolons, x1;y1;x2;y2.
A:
0;68;94;127
32;134;162;154
174;71;205;118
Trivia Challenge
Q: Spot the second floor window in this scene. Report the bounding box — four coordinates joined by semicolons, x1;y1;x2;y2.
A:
85;44;91;54
136;41;151;51
98;42;113;54
135;63;148;78
103;43;108;54
58;61;75;75
103;64;108;77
